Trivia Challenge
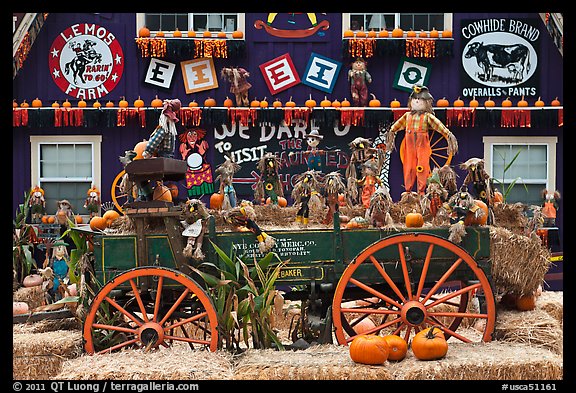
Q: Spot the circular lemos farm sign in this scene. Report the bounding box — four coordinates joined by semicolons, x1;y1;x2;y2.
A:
49;23;124;100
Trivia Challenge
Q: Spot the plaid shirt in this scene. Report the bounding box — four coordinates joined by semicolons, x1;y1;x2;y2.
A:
145;125;175;158
390;112;450;137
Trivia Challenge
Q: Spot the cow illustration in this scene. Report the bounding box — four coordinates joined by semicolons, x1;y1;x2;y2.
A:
464;42;531;82
64;40;102;84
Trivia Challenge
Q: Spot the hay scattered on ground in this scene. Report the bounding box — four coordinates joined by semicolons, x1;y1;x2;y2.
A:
489;226;551;295
54;345;235;380
13;329;84;380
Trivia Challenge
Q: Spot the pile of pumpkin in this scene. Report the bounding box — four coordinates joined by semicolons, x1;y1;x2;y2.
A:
89;210;121;231
349;326;448;365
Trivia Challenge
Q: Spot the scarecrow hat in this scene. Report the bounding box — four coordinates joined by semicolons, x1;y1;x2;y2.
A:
304;129;324;140
409;84;433;101
52;240;69;247
162;99;182;122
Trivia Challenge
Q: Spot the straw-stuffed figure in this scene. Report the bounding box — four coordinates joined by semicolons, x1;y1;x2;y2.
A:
223;200;276;253
29;185;46;224
386;84;458;196
345;137;382;205
180;199;211;260
443;187;485;244
254;153;284;205
83;185;101;218
322;171;348;225
221;67;252;107
366;187;395;228
348;58;372;107
215;155;241;210
357;159;383;209
291;170;323;227
541;189;560;227
421;168;450;225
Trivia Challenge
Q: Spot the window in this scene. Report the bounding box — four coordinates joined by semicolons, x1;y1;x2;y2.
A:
30;135;102;216
483;136;557;205
345;13;451;32
137;13;242;35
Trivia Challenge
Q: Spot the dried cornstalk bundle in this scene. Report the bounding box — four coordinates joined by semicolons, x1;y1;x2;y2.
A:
489;226;551;295
13;329;83;380
55;345;235;380
494;308;563;355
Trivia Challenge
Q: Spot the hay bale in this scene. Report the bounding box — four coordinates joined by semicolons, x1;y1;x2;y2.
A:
13;285;45;310
489;226;551;295
233;345;394;380
494;308;563;355
55;345;234;380
13;317;81;334
537;291;563;325
13;329;83;380
397;342;562;380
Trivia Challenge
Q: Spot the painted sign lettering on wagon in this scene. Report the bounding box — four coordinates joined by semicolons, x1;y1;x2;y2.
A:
49;23;124;100
460;18;540;98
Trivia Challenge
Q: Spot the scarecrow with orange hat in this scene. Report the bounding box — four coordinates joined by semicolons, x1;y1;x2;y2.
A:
83;185;101;218
386;84;458;196
29;185;46;224
348;58;372;106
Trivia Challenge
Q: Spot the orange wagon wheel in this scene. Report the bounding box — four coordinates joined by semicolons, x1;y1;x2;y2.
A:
111;170;136;214
84;266;219;354
332;233;495;346
399;128;453;169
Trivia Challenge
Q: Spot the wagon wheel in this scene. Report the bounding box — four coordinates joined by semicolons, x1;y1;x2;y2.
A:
399;128;453;169
111;170;136;214
333;233;495;346
84;266;218;354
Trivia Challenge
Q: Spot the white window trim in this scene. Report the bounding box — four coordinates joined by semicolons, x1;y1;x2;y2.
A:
136;13;245;36
30;135;102;192
341;13;452;32
482;136;557;192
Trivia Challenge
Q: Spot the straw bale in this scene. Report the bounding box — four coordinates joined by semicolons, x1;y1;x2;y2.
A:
233;345;394;380
489;226;551;295
54;344;235;380
13;317;81;334
13;329;83;380
13;285;45;310
537;291;563;325
494;307;563;355
492;202;529;235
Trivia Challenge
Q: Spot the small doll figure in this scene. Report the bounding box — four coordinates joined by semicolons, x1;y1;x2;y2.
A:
322;171;348;225
83;185;101;218
221;67;252;107
437;164;459;198
541;189;561;227
348;58;372;106
291;170;323;227
254;153;284;205
357;159;383;209
42;240;70;302
460;157;493;205
421;168;449;225
215;155;241;210
301;129;325;172
345;137;382;205
29;185;46;224
224;200;276;253
180;199;211;260
366;187;394;228
443;187;485;244
55;199;74;227
119;150;137;204
386;84;458;196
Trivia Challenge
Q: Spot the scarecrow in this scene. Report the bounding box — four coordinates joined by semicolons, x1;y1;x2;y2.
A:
55;199;74;227
215;155;241;210
357;159;383;209
119;150;137;204
291;170;323;227
345;137;382;205
541;189;561;227
29;185;46;224
301;129;326;172
221;66;252;107
366;187;395;228
223;200;276;253
180;199;211;260
322;171;348;225
442;187;485;244
421;168;450;225
42;240;70;302
83;185;101;218
460;157;495;224
179;127;214;198
437;164;459;198
137;98;181;201
254;152;284;205
348;57;372;107
386;84;458;196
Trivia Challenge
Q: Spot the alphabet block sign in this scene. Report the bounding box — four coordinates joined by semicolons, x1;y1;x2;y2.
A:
259;53;301;95
145;58;176;89
302;52;341;93
181;58;219;94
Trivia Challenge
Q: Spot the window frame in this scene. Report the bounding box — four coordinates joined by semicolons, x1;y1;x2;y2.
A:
30;135;102;215
483;136;557;202
136;13;245;37
342;13;452;34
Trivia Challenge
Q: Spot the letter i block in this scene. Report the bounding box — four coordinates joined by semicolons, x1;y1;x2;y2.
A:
302;52;342;93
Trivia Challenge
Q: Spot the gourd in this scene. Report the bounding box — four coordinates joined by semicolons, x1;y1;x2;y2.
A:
156;31;165;38
151;95;163;108
62;99;72;108
203;31;212;38
105;100;114;108
367;30;377;38
138;26;151;38
133;140;148;160
204;97;217;107
436;97;449;107
189;100;199;107
351;317;376;334
453;96;465;107
153;184;173;202
419;30;428;38
210;193;224;210
383;334;408;361
217;31;227;38
13;302;29;316
343;29;355;38
411;326;448;360
405;211;424;228
331;99;341;108
368;93;381;107
23;274;43;288
266;196;288;207
551;97;561;106
349;334;390;365
406;29;417;38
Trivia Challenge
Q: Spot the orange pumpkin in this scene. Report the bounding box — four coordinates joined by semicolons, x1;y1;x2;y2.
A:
343;29;355;38
534;96;545;107
464;200;488;226
153;184;173;202
259;97;269;108
47;216;56;224
469;96;479;108
368;93;381;107
167;183;179;198
406;29;417;38
285;96;296;108
134;96;145;108
78;99;87;108
118;97;129;108
173;28;182;38
355;30;366;38
305;95;317;108
349;335;390;365
93;100;102;109
232;30;244;39
89;216;108;231
138;26;151;38
13;302;29;316
210;193;225;210
13;99;18;108
217;31;227;38
429;28;440;38
203;30;212;38
223;97;234;108
320;96;332;108
383;334;408;361
105;100;114;108
341;98;351;107
62;99;72;108
436;97;449;107
484;97;496;107
134;140;148;160
419;30;428;38
204;97;217;107
156;31;165;38
390;98;401;108
517;95;528;107
51;101;60;108
405;211;424;228
188;30;196;38
391;27;404;38
151;95;163;108
23;274;43;288
516;294;536;311
367;30;377;38
250;98;260;108
551;97;561;106
189;100;199;108
453;96;465;107
102;209;120;225
75;215;83;224
378;29;389;38
272;99;283;108
501;97;513;107
493;190;503;204
266;196;288;207
331;99;341;108
441;29;453;38
32;98;43;108
351;317;376;335
411;326;448;360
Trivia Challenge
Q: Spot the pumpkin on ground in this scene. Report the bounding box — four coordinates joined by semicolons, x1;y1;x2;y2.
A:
23;274;43;288
210;193;225;210
383;334;408;361
349;334;390;365
13;302;29;316
351;317;376;335
411;326;448;361
516;293;537;311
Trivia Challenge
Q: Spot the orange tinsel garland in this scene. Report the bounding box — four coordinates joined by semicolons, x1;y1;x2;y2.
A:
347;38;376;58
135;38;167;58
446;108;476;127
340;108;365;126
181;108;203;127
194;39;228;58
405;38;436;58
500;109;531;128
283;108;311;127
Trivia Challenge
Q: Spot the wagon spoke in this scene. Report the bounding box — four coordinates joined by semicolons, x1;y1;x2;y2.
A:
159;288;190;325
425;320;472;343
163;311;209;331
349;277;403;309
92;323;137;335
152;276;164;322
129;279;149;323
425;282;481;309
163;334;212;346
421;257;463;304
104;296;142;326
397;243;413;300
369;255;406;302
415;243;435;300
96;338;140;355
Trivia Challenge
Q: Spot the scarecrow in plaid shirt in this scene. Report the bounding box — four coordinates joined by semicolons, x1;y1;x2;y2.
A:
136;99;181;201
386;85;458;196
